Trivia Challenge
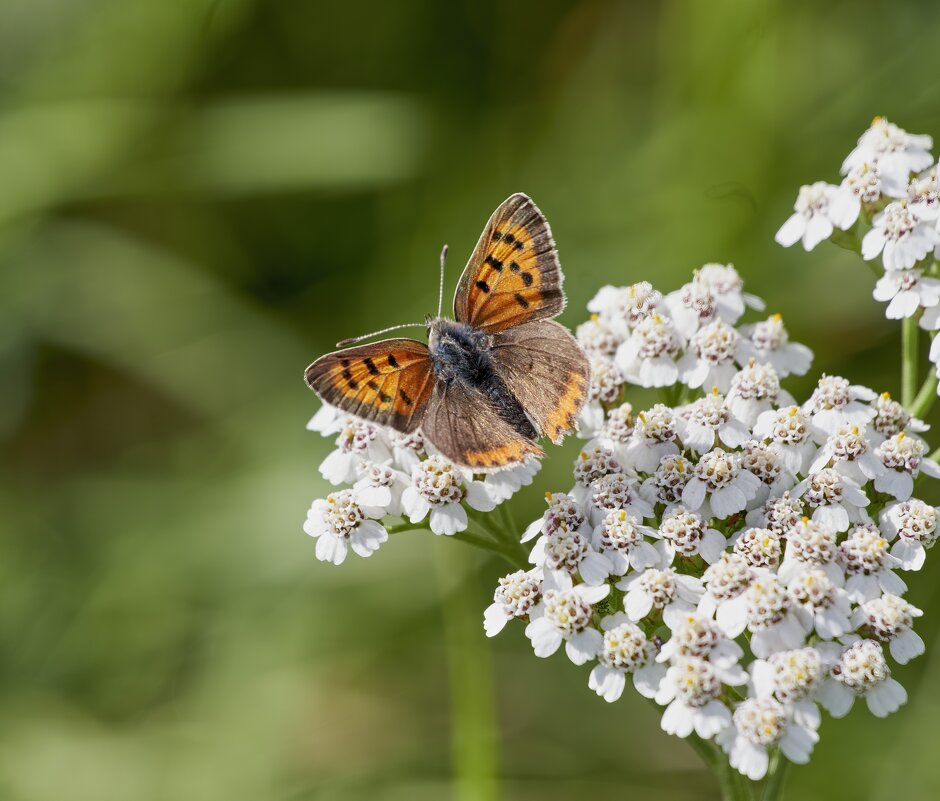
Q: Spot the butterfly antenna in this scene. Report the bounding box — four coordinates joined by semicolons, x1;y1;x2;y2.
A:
437;244;448;317
335;321;426;348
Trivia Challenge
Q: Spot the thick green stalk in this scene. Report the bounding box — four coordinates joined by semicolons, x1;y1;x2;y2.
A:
435;543;499;801
902;317;919;408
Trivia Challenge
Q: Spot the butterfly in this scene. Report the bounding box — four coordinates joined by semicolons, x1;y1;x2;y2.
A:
304;193;590;470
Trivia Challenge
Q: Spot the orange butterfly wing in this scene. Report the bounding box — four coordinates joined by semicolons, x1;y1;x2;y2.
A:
304;339;434;433
453;193;564;333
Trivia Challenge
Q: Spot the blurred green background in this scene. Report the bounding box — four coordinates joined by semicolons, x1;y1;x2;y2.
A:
2;1;940;799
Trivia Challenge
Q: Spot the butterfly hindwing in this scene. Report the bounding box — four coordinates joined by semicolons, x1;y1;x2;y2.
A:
304;339;435;433
489;319;589;444
454;193;564;333
422;379;543;470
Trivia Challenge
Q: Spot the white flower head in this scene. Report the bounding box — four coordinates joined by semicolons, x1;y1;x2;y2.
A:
743;575;808;658
679;318;747;392
352;461;410;516
862;201;940;271
874;269;940;320
576;314;623;357
484;569;542;637
753;406;817;476
588;471;654;525
875;431;940;500
788;567;853;640
588;282;664;337
589;613;666;702
717;698;819;780
622;404;680;471
319;417;393;485
880;498;939;570
640;452;693;506
842;161;884;204
615;313;683;388
303;490;388;565
818;639;907;718
657;613;746;682
522;491;591;543
388;429;427;472
592;509;660;575
676;388;751;454
726;360;791;428
529;528;613;586
732;527;782;570
699;552;754;636
776;182;858;251
751;647;826;705
658;506;727;565
401;455;495;535
693;263;765;322
596;402;636;449
665;279;720;339
809;423;884;485
839;523;905;603
842;117;934;195
739;440;795;501
655;657;738;740
853;593;924;665
740;314;813;378
681;448;762;520
524;571;609;664
793;469;871;533
745;491;805;536
907;161;940;229
619;566;705;627
869;392;927;441
803;374;877;435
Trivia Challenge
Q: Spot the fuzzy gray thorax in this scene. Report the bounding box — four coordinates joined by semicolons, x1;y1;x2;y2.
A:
426;317;537;439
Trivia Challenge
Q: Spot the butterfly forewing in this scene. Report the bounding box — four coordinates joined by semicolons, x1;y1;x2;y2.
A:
489;320;589;444
454;193;564;333
422;379;543;470
305;339;434;433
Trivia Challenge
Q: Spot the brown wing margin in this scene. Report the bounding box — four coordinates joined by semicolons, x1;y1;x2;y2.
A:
453;193;565;333
489;319;589;444
304;338;434;433
422;379;543;470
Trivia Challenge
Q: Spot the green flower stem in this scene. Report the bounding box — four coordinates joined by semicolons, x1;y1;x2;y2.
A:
761;750;789;801
434;541;499;801
902;317;919;408
386;515;527;568
909;369;938;420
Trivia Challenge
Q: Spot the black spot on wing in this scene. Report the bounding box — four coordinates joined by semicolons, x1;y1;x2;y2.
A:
363;357;380;376
521;271;533;286
399;388;413;406
475;279;490;293
484;255;503;271
514;293;530;309
387;354;399;369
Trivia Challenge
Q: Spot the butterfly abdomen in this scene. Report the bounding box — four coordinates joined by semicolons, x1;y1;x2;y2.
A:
429;319;538;440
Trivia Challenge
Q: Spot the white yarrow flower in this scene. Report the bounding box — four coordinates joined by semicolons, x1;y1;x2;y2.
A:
401;456;495;535
303;490;388;565
775;182;858;251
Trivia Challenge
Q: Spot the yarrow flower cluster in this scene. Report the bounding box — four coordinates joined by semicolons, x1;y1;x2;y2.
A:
776;117;940;399
482;265;937;782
